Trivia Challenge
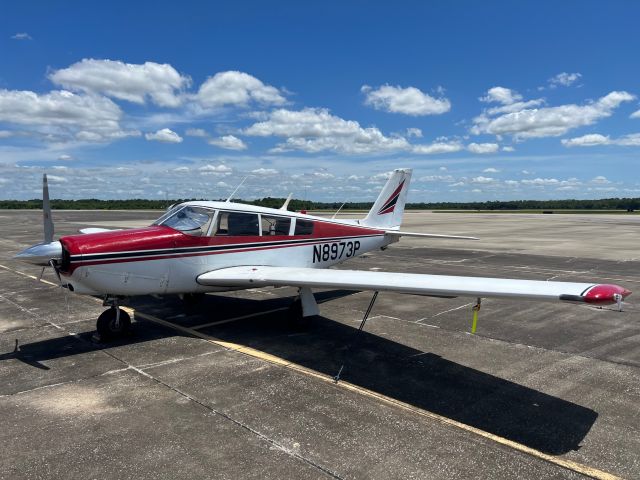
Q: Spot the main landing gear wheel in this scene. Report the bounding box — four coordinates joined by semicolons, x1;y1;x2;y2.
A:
180;292;206;305
287;298;310;328
96;307;131;342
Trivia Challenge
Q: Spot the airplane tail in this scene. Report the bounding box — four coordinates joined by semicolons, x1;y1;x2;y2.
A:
361;168;412;229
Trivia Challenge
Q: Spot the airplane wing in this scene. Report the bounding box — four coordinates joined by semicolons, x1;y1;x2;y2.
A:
197;266;630;306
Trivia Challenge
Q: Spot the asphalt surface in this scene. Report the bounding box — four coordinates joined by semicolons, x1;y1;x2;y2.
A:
0;210;638;479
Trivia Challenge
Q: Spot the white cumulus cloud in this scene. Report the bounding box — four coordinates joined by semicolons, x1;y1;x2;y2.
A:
198;164;232;173
208;135;247;151
418;175;454;182
362;84;451;116
406;127;423;138
244;107;410;154
521;177;560;185
49;59;190;107
11;32;32;40
0;89;137;142
251;168;279;175
145;128;183;143
468;143;499;154
478;86;544;115
47;175;68;183
412;141;463;155
471;176;496;184
549;72;582;88
371;171;395;181
562;132;640;147
480;87;522;105
196;71;286;108
472;91;635;140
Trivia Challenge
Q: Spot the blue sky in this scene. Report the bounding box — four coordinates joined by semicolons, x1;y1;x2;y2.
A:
1;1;639;201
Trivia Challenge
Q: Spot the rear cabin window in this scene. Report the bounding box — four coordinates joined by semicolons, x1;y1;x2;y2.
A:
215;211;259;236
294;219;314;235
261;215;291;236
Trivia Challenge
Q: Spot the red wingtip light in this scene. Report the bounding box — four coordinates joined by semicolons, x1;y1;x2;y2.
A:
584;284;632;305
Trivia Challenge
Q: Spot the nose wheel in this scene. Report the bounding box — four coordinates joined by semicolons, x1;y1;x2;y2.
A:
95;306;131;342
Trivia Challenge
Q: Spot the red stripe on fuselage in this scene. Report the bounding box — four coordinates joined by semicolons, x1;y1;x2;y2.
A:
64;235;383;271
60;218;386;272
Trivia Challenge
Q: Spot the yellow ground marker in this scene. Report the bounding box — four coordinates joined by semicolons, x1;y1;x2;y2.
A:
471;297;481;334
0;262;624;480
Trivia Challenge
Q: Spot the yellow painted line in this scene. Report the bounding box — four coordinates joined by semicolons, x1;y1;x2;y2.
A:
0;263;58;287
191;306;289;329
126;307;623;480
0;262;624;480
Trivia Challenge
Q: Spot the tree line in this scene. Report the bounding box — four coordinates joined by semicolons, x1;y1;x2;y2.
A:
0;197;638;211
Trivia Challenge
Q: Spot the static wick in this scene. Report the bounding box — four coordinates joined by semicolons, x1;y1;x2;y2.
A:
14;339;19;352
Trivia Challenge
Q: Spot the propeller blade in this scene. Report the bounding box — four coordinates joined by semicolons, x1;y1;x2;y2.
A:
43;174;54;244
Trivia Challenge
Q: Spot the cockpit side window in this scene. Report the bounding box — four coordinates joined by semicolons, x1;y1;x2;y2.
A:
260;215;291;236
294;219;314;235
161;206;215;236
215;211;260;236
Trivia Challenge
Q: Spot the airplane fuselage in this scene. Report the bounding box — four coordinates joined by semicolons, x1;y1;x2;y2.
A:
58;201;393;296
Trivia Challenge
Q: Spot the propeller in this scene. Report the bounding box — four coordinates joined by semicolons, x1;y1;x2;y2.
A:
14;174;63;272
43;173;54;243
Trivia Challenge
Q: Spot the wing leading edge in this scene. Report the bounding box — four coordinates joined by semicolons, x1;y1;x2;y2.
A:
197;266;631;305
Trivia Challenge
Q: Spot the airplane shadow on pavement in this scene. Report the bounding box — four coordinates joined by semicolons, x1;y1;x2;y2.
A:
0;290;597;456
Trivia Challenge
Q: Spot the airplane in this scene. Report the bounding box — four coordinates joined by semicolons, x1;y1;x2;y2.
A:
14;169;632;342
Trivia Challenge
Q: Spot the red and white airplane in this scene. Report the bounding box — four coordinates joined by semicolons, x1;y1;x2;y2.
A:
15;169;631;341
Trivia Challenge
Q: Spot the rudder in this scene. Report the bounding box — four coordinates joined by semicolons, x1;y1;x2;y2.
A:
361;168;412;229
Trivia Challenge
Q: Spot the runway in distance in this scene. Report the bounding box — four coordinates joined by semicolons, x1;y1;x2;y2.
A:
15;169;631;341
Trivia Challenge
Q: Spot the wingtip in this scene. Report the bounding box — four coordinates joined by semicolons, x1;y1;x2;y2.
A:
583;284;632;305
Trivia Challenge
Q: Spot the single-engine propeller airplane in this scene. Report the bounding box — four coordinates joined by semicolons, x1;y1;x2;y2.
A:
15;169;631;341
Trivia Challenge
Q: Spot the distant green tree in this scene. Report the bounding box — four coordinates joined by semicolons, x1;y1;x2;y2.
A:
1;197;638;211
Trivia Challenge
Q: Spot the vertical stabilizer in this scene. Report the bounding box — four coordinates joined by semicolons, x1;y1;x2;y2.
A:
361;168;412;229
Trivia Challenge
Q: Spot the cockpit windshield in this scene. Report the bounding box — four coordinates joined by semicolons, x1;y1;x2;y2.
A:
156;205;216;236
152;203;184;226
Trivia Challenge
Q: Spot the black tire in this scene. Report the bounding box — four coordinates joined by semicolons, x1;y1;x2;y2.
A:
181;292;206;305
96;308;131;341
287;298;310;328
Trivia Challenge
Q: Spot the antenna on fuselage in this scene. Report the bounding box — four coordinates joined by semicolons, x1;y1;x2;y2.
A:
225;176;248;203
331;202;347;219
279;193;293;211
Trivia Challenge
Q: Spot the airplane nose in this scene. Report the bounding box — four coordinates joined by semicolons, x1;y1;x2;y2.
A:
14;241;62;266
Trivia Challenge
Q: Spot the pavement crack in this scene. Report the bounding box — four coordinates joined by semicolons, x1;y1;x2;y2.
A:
125;363;345;479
